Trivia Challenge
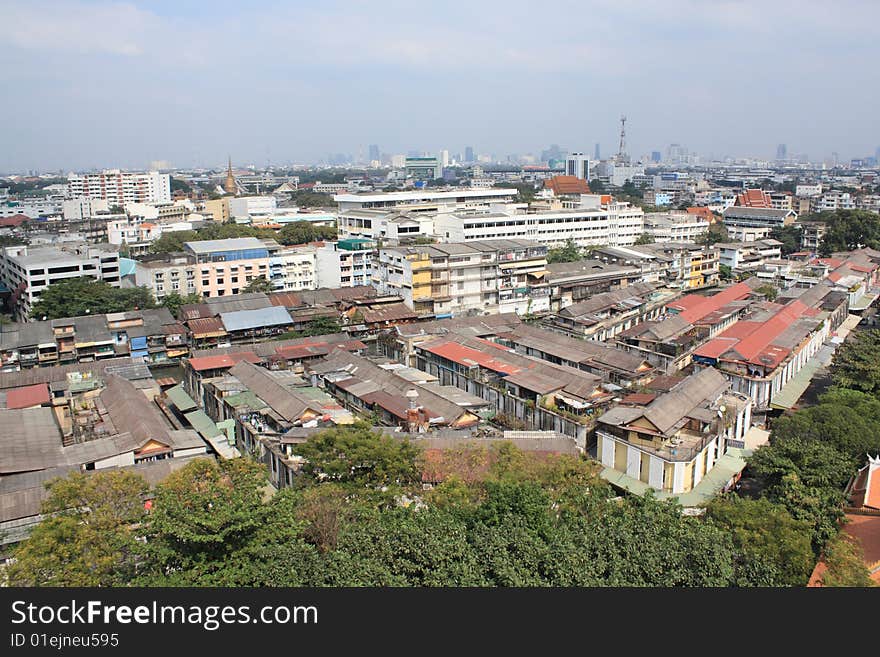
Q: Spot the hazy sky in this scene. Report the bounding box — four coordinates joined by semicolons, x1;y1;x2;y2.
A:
1;0;878;172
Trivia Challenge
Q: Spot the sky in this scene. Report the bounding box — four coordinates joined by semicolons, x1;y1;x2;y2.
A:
1;0;879;172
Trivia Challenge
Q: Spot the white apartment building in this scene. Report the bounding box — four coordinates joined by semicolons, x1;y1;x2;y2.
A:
0;243;121;320
375;239;549;317
265;242;318;292
337;209;435;242
795;183;822;197
315;239;375;288
66;170;171;205
62;198;109;221
643;211;709;243
718;240;783;271
434;197;644;248
333;188;517;214
813;191;856;211
134;254;197;301
228;195;278;220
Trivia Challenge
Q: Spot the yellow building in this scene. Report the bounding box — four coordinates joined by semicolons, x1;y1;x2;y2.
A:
595;367;752;495
202;198;230;223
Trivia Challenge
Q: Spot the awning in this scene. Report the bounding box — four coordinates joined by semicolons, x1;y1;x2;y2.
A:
556;394;590;410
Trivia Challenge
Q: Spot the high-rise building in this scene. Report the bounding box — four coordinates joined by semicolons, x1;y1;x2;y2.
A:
594;143;601;161
651;151;662;163
369;144;380;162
465;146;475;163
440;150;449;168
565;153;591;181
776;143;787;162
66;170;171;205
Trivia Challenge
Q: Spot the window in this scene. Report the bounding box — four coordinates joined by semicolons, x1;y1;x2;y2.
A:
231;276;238;283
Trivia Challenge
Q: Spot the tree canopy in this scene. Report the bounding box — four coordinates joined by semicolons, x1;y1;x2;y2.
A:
830;329;880;398
30;277;156;320
242;276;276;294
547;239;583;264
818;209;880;255
769;225;803;255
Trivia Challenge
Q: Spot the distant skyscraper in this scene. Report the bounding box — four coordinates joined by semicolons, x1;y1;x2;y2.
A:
651;151;661;163
776;143;787;161
565;153;591;181
465;146;475;163
440;150;449;168
369;144;380;162
594;143;601;161
832;152;839;167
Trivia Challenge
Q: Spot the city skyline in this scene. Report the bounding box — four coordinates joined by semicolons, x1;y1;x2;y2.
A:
1;0;879;171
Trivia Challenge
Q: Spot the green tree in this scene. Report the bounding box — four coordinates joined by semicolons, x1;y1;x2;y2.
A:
30;277;157;320
769;225;803;255
755;284;778;301
137;458;318;585
148;230;199;254
719;263;734;281
160;291;203;319
830;329;880;398
4;471;148;586
818;209;880;255
748;436;855;549
547;239;583;264
634;233;655;245
695;223;731;246
293;422;422;489
291;191;337;208
170;177;192;194
705;496;814;586
242;276;276;294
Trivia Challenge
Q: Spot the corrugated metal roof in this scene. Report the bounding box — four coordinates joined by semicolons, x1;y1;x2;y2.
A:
220;306;293;332
165;384;198;412
187;351;260;371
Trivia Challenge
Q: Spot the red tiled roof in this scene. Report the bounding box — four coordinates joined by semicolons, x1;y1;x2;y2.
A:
0;214;30;227
187;351;260;371
544;175;591;195
736;189;772;208
850;264;876;273
666;295;707;312
6;383;51;409
827;271;842;283
677;282;752;323
816;257;844;268
843;514;880;584
421;340;521;376
694;337;739;360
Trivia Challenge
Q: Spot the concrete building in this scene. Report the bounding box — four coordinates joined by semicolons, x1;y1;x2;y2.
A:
337;209;435;243
375;239;549;317
434;196;644;248
184;238;271;298
134;254;197;301
66;170;171;205
643;211;710;243
717;240;783;273
565;153;591;181
228;195;278;220
404;156;442;181
722;206;797;232
316;239;375;288
0;243;120;320
265;242;318;292
334;188;517;214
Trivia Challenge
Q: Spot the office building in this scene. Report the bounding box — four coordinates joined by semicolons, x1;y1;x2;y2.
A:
565;153;591;181
404;156;442;181
316;239;375;288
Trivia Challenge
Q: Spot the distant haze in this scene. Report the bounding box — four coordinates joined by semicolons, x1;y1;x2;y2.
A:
1;0;878;171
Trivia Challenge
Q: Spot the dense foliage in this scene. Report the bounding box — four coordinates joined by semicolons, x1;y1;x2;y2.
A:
818;209;880;255
30;277;156;320
547;239;583;264
10;422;853;588
769;225;803;256
148;220;336;253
